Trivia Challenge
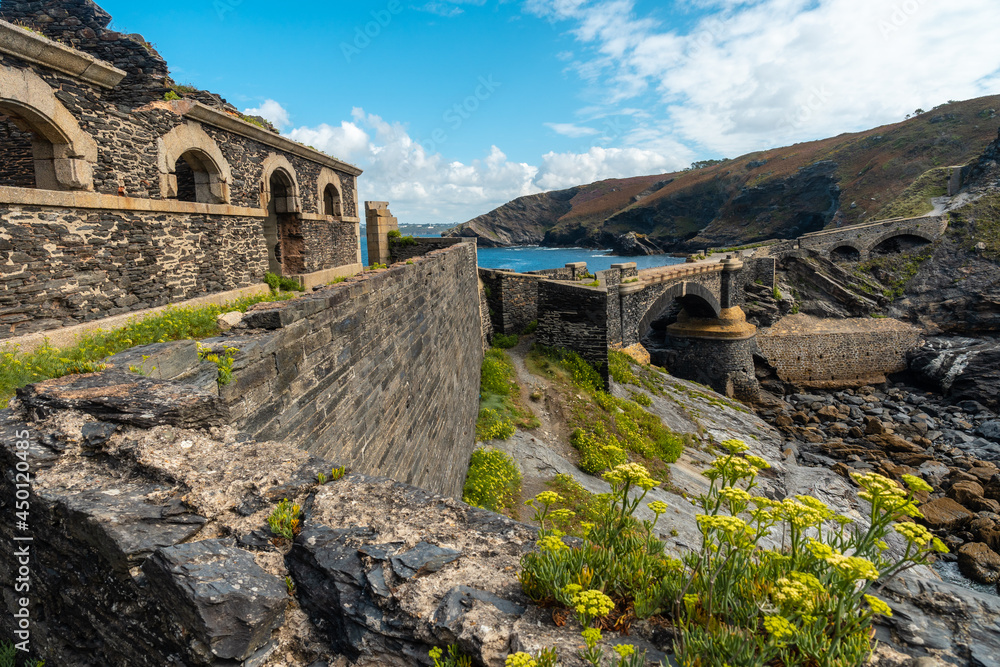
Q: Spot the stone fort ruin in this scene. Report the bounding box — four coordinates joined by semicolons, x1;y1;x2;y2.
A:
0;0;364;341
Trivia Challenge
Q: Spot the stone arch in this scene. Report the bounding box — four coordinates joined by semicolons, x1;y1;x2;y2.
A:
260;153;301;213
157;122;231;203
867;230;934;256
0;63;97;190
638;281;722;340
830;244;862;262
317;168;343;217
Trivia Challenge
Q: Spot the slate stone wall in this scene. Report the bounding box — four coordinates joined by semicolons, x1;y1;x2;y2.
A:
478;268;544;336
652;335;759;400
536;280;609;381
0;118;35;187
301;219;360;273
388;236;468;264
223;244;484;498
0;204;267;338
757;328;922;385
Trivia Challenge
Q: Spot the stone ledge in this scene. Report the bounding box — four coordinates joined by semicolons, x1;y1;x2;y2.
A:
0;283;271;351
0;20;127;88
289;263;363;290
0;185;268;217
178;101;364;176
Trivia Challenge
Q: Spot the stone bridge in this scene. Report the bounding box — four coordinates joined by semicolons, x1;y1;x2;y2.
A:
796;215;948;261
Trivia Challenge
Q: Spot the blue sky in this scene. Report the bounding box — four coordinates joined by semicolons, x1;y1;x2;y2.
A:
101;0;1000;224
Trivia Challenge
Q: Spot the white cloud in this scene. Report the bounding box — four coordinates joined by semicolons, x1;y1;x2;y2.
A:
243;99;291;131
545;122;600;137
416;0;487;17
537;147;684;190
527;0;1000;156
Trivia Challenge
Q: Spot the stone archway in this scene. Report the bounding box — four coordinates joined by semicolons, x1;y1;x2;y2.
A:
830;244;862;262
317;168;343;217
157;122;231;203
0;64;97;190
868;232;934;256
638;281;722;341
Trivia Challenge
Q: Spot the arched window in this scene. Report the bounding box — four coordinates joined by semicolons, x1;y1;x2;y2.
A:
0;65;98;191
172;149;226;204
323;183;343;217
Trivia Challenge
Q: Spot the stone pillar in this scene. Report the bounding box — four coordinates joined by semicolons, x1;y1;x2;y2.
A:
611;262;638;280
719;255;744;309
618;281;645;347
566;262;587;280
663;304;760;401
365;201;398;267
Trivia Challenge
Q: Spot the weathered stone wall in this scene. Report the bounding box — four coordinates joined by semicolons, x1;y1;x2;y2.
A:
389;237;469;264
757;316;923;385
536;280;609;379
301;219;360;273
653;335;759;400
0;202;267;338
0;117;35;187
478;269;544;336
219;244;484;497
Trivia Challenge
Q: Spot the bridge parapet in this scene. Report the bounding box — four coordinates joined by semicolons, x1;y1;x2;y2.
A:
798;215;947;260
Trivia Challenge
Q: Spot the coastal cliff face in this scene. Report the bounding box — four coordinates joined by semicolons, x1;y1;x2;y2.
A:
445;97;1000;252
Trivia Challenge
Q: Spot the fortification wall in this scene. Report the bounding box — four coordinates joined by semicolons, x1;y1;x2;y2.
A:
217;243;484;497
536;280;609;377
389;236;469;264
479;269;542;335
0;200;269;337
757;316;922;386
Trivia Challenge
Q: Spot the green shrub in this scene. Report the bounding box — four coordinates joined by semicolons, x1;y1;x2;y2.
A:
427;645;472;667
773;286;783;301
463;446;522;516
492;333;519;349
163;90;181;101
387;229;417;247
267;499;301;540
264;272;305;293
0;291;293;408
518;444;947;667
476;408;517;440
197;343;239;386
521;320;538;335
477;348;538;439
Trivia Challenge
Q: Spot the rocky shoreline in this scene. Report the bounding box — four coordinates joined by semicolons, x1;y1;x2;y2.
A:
756;379;1000;593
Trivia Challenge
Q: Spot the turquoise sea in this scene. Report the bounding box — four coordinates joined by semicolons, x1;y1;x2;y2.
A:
360;236;685;273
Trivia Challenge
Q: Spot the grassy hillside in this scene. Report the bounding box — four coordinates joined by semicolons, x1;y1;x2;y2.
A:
450;96;1000;251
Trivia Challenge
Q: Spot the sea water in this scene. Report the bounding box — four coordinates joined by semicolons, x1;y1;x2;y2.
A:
360;237;685;273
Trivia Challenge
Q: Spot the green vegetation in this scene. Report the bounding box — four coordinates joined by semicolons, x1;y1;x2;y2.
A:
318;466;347;485
773;286;783;301
367;263;388;271
476;347;539;441
855;243;936;299
0;641;44;667
0;292;292;408
163;90;181;101
874;167;949;220
517;443;947;667
265;272;305;293
387;229;417;246
197;343;238;386
950;191;1000;258
584;280;601;287
238;113;267;129
521;320;538;335
267;499;301;540
427;646;473;667
528;347;685;478
327;276;348;285
462;446;523;517
492;333;519;349
544;473;611;539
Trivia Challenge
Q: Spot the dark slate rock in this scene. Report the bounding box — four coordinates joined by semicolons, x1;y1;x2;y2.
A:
103;341;200;380
235;492;269;517
432;586;525;631
238;531;275;551
17;370;227;429
390;542;462;580
142;539;287;662
977;421;1000;443
56;484;207;573
81;421;119;449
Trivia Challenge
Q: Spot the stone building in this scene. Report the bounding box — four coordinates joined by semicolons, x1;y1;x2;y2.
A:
0;0;363;340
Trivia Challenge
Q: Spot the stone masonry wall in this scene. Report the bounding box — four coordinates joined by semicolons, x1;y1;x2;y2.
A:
757;319;922;385
388;237;468;264
478;269;543;336
0;204;267;338
220;243;484;498
536;280;609;380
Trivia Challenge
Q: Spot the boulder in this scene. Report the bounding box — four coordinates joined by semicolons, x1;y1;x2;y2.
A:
948;480;986;507
217;311;245;331
864;416;887;435
142;539;288;662
957;542;1000;584
917;461;950;489
816;405;841;422
979;421;1000;442
970;516;1000;553
868;433;923;454
920;497;974;531
985;473;1000;501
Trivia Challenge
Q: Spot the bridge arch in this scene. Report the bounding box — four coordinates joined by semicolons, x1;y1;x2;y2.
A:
638;281;722;341
867;229;934;256
830;243;863;262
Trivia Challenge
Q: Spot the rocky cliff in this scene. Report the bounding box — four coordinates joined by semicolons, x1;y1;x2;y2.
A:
446;97;1000;252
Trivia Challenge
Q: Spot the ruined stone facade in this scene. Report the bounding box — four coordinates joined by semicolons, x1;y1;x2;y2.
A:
0;0;363;340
